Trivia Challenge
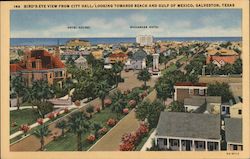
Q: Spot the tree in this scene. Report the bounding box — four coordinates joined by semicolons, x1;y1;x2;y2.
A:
68;112;90;151
175;61;181;68
135;99;165;128
56;120;67;137
111;62;123;87
97;81;109;109
86;105;94;118
34;125;51;151
11;76;25;110
169;101;185;112
156;70;186;99
91;122;102;138
23;87;36;109
155;82;170;104
111;101;124;119
206;63;216;75
137;68;151;89
233;58;242;74
32;80;53;102
207;82;233;103
146;55;153;68
221;63;234;75
34;100;54;118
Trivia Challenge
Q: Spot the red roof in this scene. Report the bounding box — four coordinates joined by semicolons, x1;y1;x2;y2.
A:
208;55;238;64
109;53;128;58
175;82;207;87
10;64;23;72
10;49;65;72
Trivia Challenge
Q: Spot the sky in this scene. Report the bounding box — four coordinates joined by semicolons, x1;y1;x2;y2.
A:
11;9;242;38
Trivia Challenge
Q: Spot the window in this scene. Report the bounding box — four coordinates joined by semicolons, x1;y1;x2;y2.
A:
198;142;204;148
32;62;36;68
173;140;178;146
222;106;225;111
189;89;194;95
233;145;238;150
164;139;167;145
199;89;204;95
238;110;242;115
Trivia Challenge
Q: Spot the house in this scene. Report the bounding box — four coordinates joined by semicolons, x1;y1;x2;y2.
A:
221;102;242;118
224;118;242;150
91;50;103;59
155;112;221;151
74;55;88;70
125;49;147;70
10;49;66;87
206;49;239;67
184;96;221;114
108;52;128;64
174;82;208;103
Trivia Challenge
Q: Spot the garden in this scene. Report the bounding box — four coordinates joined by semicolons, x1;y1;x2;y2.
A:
44;87;149;151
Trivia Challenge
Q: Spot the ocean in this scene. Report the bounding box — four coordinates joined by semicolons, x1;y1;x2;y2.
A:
10;37;242;46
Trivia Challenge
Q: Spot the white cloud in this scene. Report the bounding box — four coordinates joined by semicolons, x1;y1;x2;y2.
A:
130;14;147;23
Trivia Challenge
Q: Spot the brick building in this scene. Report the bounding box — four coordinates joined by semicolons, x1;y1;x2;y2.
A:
10;49;66;87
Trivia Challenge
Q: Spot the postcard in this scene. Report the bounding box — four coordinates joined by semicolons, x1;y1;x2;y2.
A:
1;0;249;159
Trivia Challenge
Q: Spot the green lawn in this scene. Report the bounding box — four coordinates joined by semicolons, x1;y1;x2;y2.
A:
135;128;155;151
45;108;125;151
10;109;40;134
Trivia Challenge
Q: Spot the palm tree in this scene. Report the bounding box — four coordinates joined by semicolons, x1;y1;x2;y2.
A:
34;125;51;151
23;87;36;109
97;81;109;109
56;120;67;137
137;68;151;89
11;76;25;110
86;105;94;118
68;112;90;151
32;80;53;102
91;122;102;138
111;62;123;87
110;101;124;119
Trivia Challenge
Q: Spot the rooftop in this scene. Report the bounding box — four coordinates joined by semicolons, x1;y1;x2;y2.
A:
224;118;242;143
184;98;205;106
156;112;221;140
175;82;207;87
207;49;238;56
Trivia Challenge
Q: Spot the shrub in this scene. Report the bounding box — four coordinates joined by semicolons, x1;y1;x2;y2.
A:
37;118;44;125
119;142;135;151
137;123;149;136
20;124;30;135
95;106;101;113
128;100;136;108
104;98;112;106
87;134;96;143
98;127;108;135
123;108;129;114
119;122;149;151
47;112;55;119
106;118;117;127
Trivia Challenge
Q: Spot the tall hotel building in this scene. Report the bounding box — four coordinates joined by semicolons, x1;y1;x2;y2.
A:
136;35;153;46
